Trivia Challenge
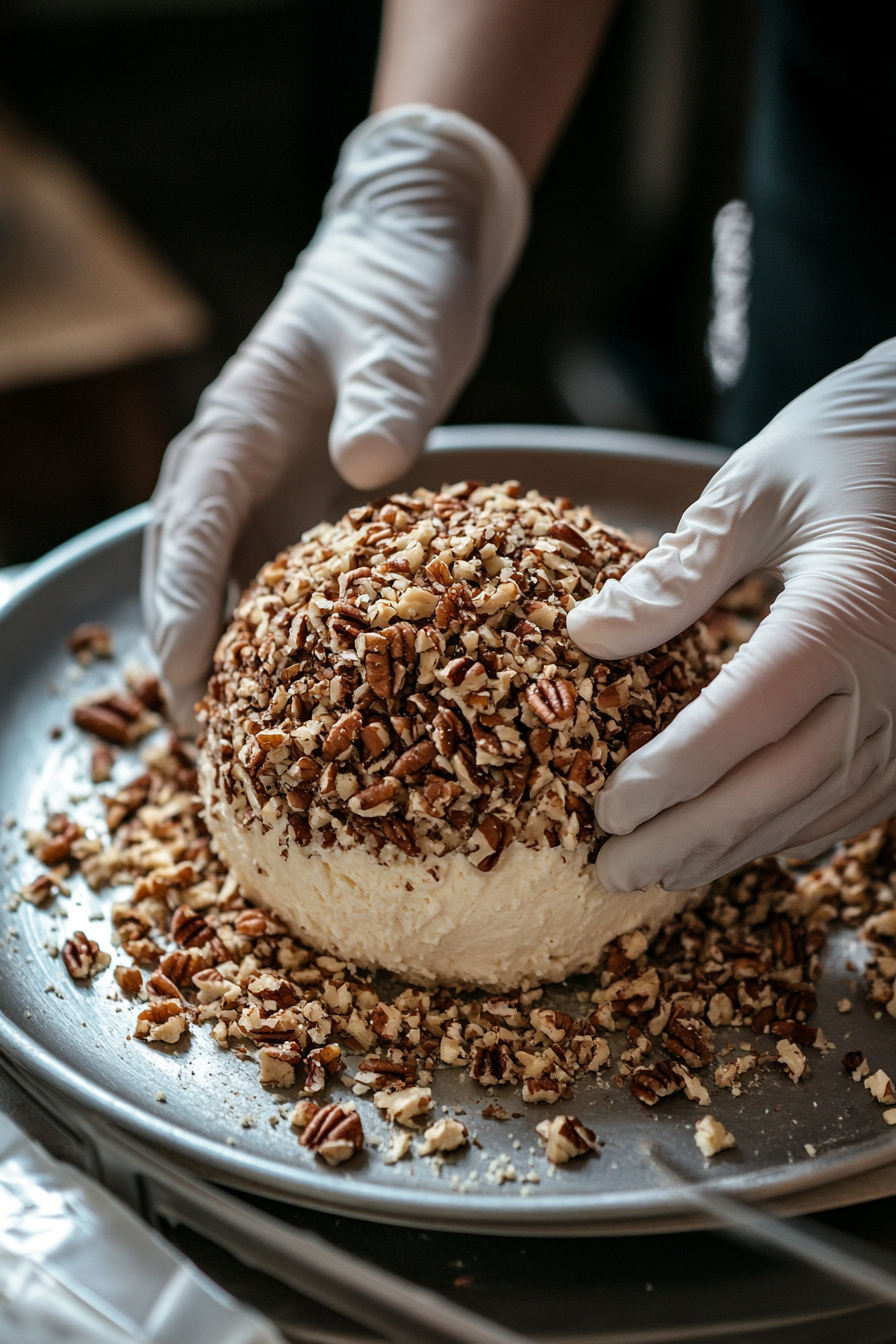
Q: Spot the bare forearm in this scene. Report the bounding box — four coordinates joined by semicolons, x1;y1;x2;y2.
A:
372;0;616;182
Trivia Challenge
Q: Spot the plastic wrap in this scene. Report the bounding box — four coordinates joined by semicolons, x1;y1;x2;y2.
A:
0;1114;283;1344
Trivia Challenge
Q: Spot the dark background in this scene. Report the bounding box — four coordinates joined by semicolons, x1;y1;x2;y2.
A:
0;0;756;563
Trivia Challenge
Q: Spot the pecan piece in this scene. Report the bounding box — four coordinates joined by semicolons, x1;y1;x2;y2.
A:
35;815;81;865
234;908;286;939
363;632;393;700
391;739;436;778
630;1060;685;1106
114;965;142;995
470;815;514;872
146;970;184;1000
521;1077;563;1104
90;744;115;784
103;774;151;830
548;520;593;564
170;905;220;952
470;1041;516;1086
322;709;362;759
122;936;163;965
248;972;299;1009
355;1056;417;1090
422;774;462;817
431;707;465;757
62;930;110;980
69;621;113;660
159;950;205;987
842;1049;868;1079
626;724;654;753
303;1043;342;1094
536;1113;598;1164
351;777;401;814
127;670;164;711
73;703;130;744
530;1007;574;1042
663;1016;713;1068
300;1102;364;1165
134;998;189;1044
360;719;391;759
293;756;321;782
380;818;420;856
525;677;575;725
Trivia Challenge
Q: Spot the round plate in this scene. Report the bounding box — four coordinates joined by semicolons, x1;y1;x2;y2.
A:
1;425;895;1235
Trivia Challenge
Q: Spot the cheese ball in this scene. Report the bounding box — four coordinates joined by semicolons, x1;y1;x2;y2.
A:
199;480;715;989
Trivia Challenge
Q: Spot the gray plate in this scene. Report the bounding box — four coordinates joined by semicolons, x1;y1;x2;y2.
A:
1;425;895;1236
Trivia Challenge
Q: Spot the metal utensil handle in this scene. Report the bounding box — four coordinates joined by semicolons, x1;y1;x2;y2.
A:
648;1145;896;1311
95;1117;531;1344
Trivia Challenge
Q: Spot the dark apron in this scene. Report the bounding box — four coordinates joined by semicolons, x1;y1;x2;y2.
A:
716;0;896;446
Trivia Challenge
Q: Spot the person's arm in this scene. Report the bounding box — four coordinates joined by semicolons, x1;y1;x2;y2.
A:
373;0;616;181
144;1;614;722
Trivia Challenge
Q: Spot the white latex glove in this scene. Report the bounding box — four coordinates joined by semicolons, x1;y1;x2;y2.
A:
567;337;896;893
142;104;528;725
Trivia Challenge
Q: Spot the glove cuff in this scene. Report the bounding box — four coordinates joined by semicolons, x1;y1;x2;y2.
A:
325;103;530;302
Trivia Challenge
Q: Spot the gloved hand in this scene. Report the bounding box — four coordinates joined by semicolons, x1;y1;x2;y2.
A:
567;337;896;892
142;103;528;726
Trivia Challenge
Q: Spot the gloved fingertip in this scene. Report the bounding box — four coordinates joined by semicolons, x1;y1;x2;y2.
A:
162;679;207;739
594;839;640;895
330;432;416;491
565;591;650;660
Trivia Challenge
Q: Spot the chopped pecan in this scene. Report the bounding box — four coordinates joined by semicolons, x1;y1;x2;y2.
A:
90;744;115;784
471;815;514;872
470;1041;516;1085
431;707;465;757
630;1060;683;1106
170;905;218;950
134;998;189;1044
248;972;299;1009
391;740;436;777
159;950;205;987
663;1015;713;1068
360;720;391;759
355;1056;416;1090
530;1007;574;1042
521;1077;563;1104
435;583;470;629
525;677;575;725
626;724;654;753
69;621;113;660
103;774;151;830
127;670;164;711
146;971;184;1000
114;965;142;995
321;709;362;759
303;1043;343;1094
34;816;81;865
234;908;286;938
548;520;593;561
380;817;420;856
62;930;110;980
122;936;163;966
351;777;401;814
299;1103;364;1164
536;1113;598;1164
363;632;393;700
73;703;130;745
842;1049;867;1078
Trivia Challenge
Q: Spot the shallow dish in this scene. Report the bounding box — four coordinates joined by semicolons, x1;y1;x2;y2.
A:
0;425;894;1235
